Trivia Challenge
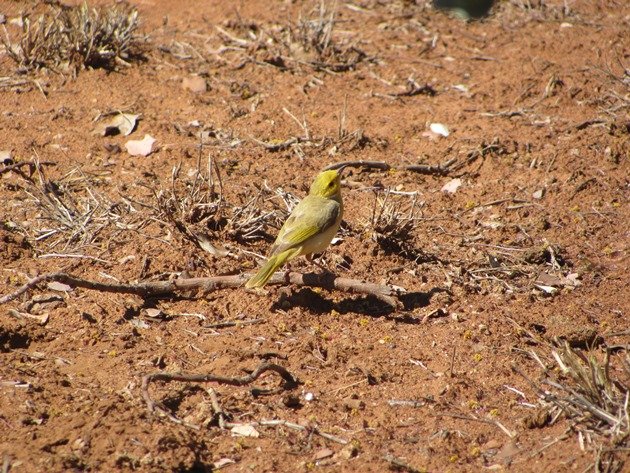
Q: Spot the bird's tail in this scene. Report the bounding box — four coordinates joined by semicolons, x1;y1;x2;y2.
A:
245;249;297;288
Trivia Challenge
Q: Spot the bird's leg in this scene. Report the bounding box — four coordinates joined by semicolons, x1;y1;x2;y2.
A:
306;253;330;274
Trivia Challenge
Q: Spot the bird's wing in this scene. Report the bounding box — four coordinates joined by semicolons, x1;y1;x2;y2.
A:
270;197;340;255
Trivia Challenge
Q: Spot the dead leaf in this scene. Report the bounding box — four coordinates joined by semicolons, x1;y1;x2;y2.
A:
536;272;564;287
195;233;229;257
429;122;450;137
212;458;235;470
47;281;72;292
230;424;260;437
313;448;334;461
145;308;163;318
125;134;156;156
94;113;139;136
441;178;462;194
129;319;150;329
534;284;557;294
452;84;470;94
182;75;207;93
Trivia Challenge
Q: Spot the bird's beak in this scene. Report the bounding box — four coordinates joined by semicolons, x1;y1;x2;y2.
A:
336;164;349;176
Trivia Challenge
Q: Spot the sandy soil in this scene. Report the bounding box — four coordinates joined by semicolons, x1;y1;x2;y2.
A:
1;0;628;471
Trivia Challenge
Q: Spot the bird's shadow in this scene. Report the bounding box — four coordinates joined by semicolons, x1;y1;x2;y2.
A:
270;285;447;324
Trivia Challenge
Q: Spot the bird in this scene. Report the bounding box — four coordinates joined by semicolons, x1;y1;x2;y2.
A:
245;168;344;288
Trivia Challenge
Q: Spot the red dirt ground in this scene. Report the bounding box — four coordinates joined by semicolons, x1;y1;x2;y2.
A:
1;1;628;472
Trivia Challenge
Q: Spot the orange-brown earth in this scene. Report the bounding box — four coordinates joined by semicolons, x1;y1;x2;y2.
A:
0;1;628;472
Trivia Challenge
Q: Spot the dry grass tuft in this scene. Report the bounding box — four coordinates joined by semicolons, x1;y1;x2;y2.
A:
153;156;226;254
550;344;629;437
366;189;427;261
223;186;293;244
524;343;629;472
152;156;290;256
209;1;369;73
288;1;367;72
17;161;128;252
498;0;576;22
1;1;141;74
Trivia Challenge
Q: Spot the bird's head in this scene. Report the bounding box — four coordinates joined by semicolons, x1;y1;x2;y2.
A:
309;169;343;198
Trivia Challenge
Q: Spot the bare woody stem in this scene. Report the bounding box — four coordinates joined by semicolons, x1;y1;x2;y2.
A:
0;271;405;307
142;363;297;412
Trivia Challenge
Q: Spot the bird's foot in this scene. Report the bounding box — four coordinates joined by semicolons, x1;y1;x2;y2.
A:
306;253;332;275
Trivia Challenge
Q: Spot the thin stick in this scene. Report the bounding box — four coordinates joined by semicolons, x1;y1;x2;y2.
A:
142;362;297;415
431;412;515;438
203;319;263;329
250;136;299;151
324;158;458;176
388;399;426;408
228;419;348;445
449;345;457;377
0;271;405;307
0;160;54;176
38;253;112;263
328;378;368;395
206;387;226;429
523;430;570;460
0;273;53;304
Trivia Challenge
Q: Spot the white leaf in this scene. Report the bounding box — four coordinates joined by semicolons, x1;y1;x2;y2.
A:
212;458;236;469
429;123;450;137
313;448;334;461
129;319;150;329
535;284;557;294
94;113;139;137
126;135;156;157
441;178;462;194
47;281;72;292
144;308;163;318
230;424;260;437
532;189;545;200
452;84;469;94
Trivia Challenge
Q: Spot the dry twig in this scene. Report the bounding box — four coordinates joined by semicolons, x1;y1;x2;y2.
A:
0;270;406;307
324;158;458;176
142;362;298;429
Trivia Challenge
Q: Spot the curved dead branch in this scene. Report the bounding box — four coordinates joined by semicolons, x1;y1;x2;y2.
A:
0;271;405;307
141;362;298;429
324;158;458;176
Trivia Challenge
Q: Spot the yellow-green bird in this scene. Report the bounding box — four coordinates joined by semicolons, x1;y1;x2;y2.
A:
245;169;344;288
